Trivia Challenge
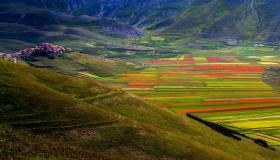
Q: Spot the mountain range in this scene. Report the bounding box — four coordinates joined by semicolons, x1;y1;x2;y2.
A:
5;1;280;38
1;0;280;53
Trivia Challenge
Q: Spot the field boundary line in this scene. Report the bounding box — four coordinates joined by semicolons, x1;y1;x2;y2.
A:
213;115;280;123
256;133;280;143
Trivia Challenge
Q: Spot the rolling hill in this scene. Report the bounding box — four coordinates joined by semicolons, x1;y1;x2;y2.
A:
1;59;280;159
28;51;137;77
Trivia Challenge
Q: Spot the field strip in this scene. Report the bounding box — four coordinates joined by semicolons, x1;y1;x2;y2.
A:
177;103;280;113
212;115;280;123
239;126;280;131
256;133;280;143
205;97;280;101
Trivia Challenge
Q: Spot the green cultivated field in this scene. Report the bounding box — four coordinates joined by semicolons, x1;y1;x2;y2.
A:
88;46;280;148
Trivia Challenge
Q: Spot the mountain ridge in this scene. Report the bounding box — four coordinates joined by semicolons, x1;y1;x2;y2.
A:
2;0;280;45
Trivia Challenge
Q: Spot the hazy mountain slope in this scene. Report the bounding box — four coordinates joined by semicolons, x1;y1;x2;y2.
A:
49;0;280;43
0;2;142;53
4;0;280;45
254;0;280;42
7;0;193;27
153;0;280;43
1;60;280;160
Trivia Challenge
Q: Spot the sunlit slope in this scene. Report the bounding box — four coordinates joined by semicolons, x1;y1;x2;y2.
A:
0;60;280;159
29;52;133;77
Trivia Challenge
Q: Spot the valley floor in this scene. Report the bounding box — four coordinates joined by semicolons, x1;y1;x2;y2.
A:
87;46;280;149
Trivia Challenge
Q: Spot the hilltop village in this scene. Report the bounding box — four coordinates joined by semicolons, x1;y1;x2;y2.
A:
0;43;70;63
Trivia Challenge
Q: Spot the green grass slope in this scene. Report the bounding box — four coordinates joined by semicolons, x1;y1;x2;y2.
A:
0;124;114;160
29;52;134;77
1;60;280;159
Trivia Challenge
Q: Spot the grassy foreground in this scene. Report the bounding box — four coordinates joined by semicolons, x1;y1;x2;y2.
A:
1;60;280;160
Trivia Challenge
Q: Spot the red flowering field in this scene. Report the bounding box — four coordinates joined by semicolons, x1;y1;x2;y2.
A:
113;51;280;146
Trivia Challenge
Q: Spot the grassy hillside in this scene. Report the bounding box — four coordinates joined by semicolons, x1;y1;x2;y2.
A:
29;52;136;77
1;59;280;159
0;124;114;160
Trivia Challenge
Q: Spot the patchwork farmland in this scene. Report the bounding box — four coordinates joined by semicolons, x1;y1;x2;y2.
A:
108;47;280;148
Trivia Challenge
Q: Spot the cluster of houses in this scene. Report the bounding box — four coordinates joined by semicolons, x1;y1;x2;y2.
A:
265;66;280;72
0;43;70;63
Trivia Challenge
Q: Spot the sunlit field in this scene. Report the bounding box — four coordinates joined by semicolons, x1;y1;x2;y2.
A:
95;46;280;148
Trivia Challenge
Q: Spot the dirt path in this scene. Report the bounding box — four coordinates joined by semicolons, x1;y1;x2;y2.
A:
213;115;280;123
177;103;280;113
256;133;280;143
